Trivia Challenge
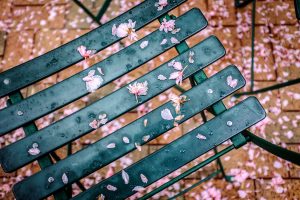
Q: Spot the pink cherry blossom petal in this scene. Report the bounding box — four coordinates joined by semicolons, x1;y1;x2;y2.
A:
161;108;174;120
158;74;167;80
28;147;40;156
143;135;150;142
160;38;167;45
132;186;145;192
106;184;117;191
227;75;238;88
135;143;142;151
62;173;68;184
123;137;130;144
143;119;148;127
140;41;149;49
106;143;116;149
170;37;180;44
155;0;168;11
122;170;130;184
127;81;149;103
140;174;148;184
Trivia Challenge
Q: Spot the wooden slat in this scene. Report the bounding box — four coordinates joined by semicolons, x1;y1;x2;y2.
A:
0;0;187;98
11;65;245;200
72;97;266;200
0;8;207;136
0;36;226;173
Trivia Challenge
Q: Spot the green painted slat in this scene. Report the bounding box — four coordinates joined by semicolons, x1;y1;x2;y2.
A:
12;65;244;200
8;92;69;200
0;0;187;98
0;8;207;136
72;97;266;200
0;36;225;173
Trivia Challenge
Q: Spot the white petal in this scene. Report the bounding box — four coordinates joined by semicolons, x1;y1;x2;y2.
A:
160;38;167;45
28;147;40;156
97;67;104;75
158;74;167;80
62;173;68;184
140;174;148;184
135;143;142;151
85;75;103;93
161;108;174;120
122;170;130;184
172;61;183;70
144;119;148;127
170;37;180;44
106;143;116;149
99;113;107;119
143;135;150;142
196;133;207;140
227;75;238;88
107;184;117;191
123;137;130;144
169;71;180;80
175;115;184;121
140;41;149;49
132;186;145;192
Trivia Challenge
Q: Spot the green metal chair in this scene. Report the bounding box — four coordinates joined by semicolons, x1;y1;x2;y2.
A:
72;0;112;25
0;1;299;199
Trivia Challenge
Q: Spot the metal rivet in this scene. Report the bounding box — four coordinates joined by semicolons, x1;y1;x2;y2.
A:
207;89;213;94
3;78;10;85
48;177;54;183
227;121;233;126
17;110;23;116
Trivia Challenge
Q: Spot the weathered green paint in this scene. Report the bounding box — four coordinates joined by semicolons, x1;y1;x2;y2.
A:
12;66;243;200
0;0;187;98
72;97;266;200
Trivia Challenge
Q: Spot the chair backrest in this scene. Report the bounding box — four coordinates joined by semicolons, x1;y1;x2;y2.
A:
0;1;266;200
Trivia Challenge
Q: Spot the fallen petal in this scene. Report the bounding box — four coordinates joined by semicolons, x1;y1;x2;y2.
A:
62;173;68;184
140;174;148;184
175;115;184;121
132;186;145;192
28;147;40;156
160;38;167;45
158;74;167;80
122;170;130;184
170;37;180;44
143;135;150;142
140;41;149;49
106;143;116;149
135;143;142;151
196;133;207;140
141;119;147;127
123;137;130;144
107;184;117;191
161;108;174;120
